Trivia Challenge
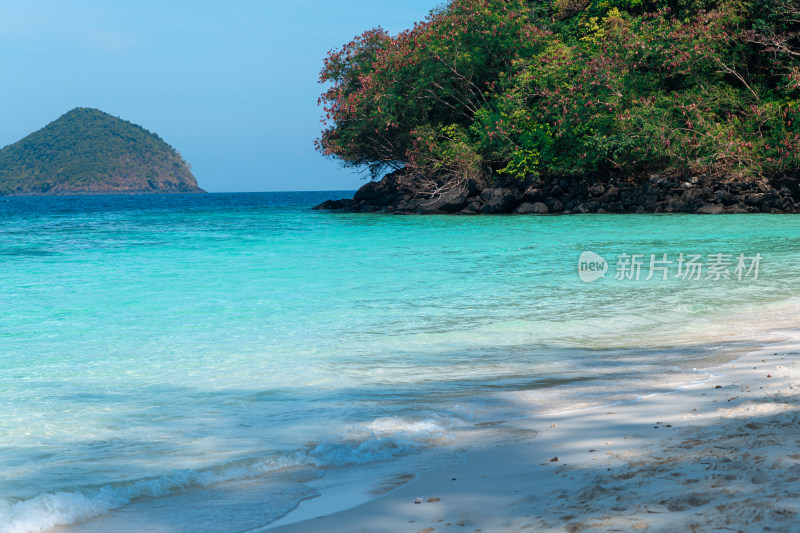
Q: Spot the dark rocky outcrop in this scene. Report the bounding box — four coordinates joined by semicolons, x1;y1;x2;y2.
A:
479;187;522;214
314;169;800;215
514;201;549;214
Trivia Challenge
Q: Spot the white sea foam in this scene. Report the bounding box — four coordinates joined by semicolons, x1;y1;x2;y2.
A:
0;417;458;533
308;416;457;466
0;455;304;533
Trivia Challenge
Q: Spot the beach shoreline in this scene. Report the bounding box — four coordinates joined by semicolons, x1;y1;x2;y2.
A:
267;330;800;532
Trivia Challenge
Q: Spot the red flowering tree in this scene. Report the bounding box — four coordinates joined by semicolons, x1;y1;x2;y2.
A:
318;0;800;189
318;0;545;188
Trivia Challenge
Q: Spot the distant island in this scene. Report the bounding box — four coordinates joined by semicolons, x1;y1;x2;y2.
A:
0;108;204;196
314;0;800;214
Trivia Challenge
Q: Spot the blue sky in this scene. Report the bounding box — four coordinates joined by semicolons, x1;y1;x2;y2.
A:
0;0;439;192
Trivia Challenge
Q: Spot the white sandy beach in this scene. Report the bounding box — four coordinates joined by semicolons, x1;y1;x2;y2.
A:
268;331;800;533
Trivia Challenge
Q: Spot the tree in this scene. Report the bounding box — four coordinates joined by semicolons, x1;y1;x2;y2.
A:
318;0;800;194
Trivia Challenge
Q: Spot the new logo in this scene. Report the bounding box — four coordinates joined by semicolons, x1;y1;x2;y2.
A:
578;251;608;283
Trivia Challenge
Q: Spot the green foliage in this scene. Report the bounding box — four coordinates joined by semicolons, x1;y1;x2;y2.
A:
498;148;543;179
318;0;800;185
0;108;201;195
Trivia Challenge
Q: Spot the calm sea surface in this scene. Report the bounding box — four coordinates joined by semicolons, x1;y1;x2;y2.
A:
2;192;799;532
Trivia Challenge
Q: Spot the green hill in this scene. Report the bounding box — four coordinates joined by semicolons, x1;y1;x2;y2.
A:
0;108;204;195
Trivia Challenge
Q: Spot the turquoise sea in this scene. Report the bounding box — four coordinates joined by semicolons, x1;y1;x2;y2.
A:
2;192;799;532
